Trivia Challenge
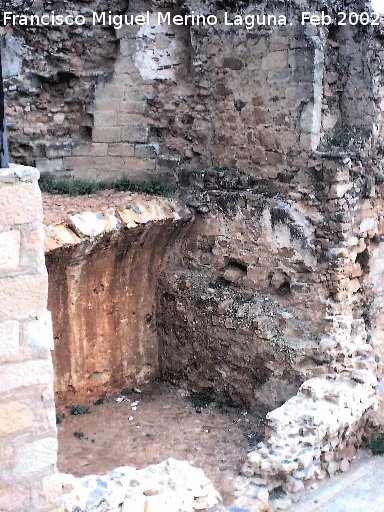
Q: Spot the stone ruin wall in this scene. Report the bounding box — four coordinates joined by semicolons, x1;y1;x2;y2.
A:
0;166;61;511
2;0;384;502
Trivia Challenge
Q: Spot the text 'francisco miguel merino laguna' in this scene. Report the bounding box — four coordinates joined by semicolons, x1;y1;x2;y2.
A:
2;10;289;29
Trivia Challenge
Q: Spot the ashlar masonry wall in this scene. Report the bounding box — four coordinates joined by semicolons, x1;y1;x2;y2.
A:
0;165;61;512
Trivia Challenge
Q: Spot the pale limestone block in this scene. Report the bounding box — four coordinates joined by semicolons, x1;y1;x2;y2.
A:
120;125;149;143
24;311;54;354
93;110;117;126
69;211;110;237
0;182;43;227
98;83;126;100
107;143;135;157
71;143;108;157
63;155;123;171
0;229;20;270
122;157;155;171
0;358;53;393
0;320;19;356
116;113;145;125
0;273;47;321
40;473;63;504
35;158;64;172
360;217;376;233
44;224;80;251
92;126;121;143
116;209;138;228
329;183;353;199
120;100;146;114
14;437;57;477
0;484;30;511
261;50;288;71
0;401;34;436
20;226;45;270
0;164;39;183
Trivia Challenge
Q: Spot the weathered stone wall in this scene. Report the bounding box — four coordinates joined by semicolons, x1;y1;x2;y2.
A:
2;2;384;506
2;0;188;183
0;165;61;511
2;1;357;181
240;154;382;497
155;3;384;411
44;193;191;408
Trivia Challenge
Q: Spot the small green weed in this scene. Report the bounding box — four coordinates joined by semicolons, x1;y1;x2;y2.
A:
216;396;238;414
39;172;174;197
55;413;65;425
369;432;384;455
269;487;286;500
73;431;86;440
186;390;215;409
93;397;105;406
70;404;90;416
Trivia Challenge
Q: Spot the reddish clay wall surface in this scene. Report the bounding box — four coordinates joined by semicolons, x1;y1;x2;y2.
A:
43;194;190;408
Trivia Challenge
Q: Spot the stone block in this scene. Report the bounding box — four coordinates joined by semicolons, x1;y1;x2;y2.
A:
123;157;156;171
23;311;54;355
329;183;353;199
40;473;63;504
124;85;155;101
116;113;145;125
262;51;288;71
71;143;108;157
14;437;57;477
63;156;124;171
300;100;322;134
108;143;135;157
0;229;20;270
92;126;121;143
0;484;30;511
0;320;19;357
99;83;125;100
68;210;118;237
0;182;43;227
120;126;149;143
134;144;159;158
0;165;39;184
120;40;137;58
93;110;117;126
45;143;73;159
35;158;64;172
0;358;53;393
93;99;120;112
0;273;47;321
360;217;376;233
120;100;147;114
0;400;34;436
20;227;46;270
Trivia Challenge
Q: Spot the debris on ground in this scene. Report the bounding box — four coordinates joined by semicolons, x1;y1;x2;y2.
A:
61;458;222;512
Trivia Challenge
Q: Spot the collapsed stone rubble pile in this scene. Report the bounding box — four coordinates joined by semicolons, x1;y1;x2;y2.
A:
61;458;222;512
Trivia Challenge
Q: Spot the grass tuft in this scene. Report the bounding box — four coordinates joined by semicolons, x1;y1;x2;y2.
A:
69;404;90;416
369;432;384;455
39;172;174;197
186;390;215;409
73;431;86;440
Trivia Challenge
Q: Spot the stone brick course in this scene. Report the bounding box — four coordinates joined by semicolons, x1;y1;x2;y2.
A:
0;165;61;511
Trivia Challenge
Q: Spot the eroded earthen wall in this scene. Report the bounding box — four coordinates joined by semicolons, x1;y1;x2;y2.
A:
44;195;190;408
0;166;60;511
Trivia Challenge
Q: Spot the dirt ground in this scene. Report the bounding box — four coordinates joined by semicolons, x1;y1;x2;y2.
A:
57;382;266;505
